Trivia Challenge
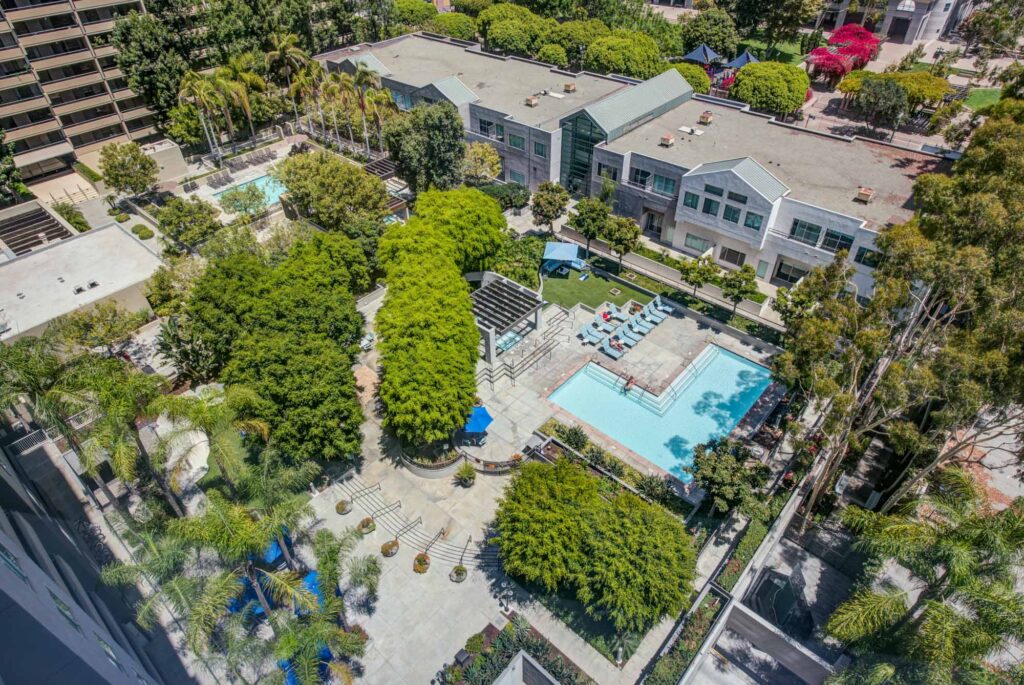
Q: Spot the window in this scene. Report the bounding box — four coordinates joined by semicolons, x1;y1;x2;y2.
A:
597;162;618;181
684;233;712;253
789;218;822;246
723;205;741;223
821;229;854;253
508;133;525;150
682;191;699;209
720;247;746;266
0;542;28;584
96;635;124;672
743;212;764;231
702;198;720;216
509;170;525;185
533;141;546;158
756;260;769;278
727;191;747;204
855;246;881;268
704;184;724;197
629;168;650;188
50;590;80;632
775;260;809;285
478;119;503;141
391;90;412;110
652;174;676;197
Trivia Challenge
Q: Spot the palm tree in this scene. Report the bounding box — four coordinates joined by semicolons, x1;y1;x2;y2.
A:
170;492;317;646
239;449;319;571
826;467;1024;683
205;612;280;685
178;71;224;159
352;63;380;156
366;88;395;152
149;386;267;497
265;32;308;122
325;71;356;145
288;66;319;133
215;53;266;140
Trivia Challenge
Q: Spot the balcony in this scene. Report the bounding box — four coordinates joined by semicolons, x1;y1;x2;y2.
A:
70;129;125;153
127;123;155;139
80;18;112;32
29;48;89;70
61;109;116;136
72;0;127;8
90;42;113;57
0;45;24;61
4;116;59;140
12;137;71;165
50;91;108;115
0;94;46;116
3;1;73;21
40;69;100;91
0;69;36;86
17;25;83;47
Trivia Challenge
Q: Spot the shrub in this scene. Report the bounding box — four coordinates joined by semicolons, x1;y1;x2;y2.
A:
452;0;491;16
450;564;468;582
730;62;810;114
381;539;399;556
357;516;376;535
716;517;769;590
665;62;711;94
429;12;477;41
479;182;530;210
73;162;102;183
335;499;352;515
115;212;130;223
455;461;477;487
558;423;589;451
52;202;91;233
536;43;569;68
465;632;485;654
413;552;430;573
134;226;154;240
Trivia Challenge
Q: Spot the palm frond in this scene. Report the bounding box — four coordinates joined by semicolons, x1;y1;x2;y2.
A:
258;568;317;613
186;571;242;654
827;588;908;644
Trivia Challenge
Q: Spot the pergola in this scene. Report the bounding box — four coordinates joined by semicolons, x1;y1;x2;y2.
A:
468;273;543;363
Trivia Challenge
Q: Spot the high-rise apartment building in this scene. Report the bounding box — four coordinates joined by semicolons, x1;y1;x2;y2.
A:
0;0;158;182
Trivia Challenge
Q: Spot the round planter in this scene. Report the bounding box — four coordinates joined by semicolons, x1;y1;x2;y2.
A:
381;540;399;557
413;553;430;574
356;517;375;536
449;566;467;583
335;500;352;515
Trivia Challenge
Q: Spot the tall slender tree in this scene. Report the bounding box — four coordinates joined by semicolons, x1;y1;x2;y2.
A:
352;63;381;155
265;32;309;122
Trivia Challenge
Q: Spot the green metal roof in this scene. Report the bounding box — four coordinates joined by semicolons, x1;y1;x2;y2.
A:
344;53;392;77
685;157;790;202
428;76;478;105
578;69;693;141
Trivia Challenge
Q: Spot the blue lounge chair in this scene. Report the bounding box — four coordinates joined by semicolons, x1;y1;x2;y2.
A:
614;327;638;347
643;302;667;323
630;315;653;334
579;325;604;345
593;314;615;334
608;303;630;322
654;295;673;314
618;325;642;344
601;338;623;360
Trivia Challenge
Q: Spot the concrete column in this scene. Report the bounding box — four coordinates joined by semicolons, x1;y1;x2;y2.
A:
482;328;496;364
533;306;544;334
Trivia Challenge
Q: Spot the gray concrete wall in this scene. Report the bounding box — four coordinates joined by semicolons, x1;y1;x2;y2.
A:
725;603;833;685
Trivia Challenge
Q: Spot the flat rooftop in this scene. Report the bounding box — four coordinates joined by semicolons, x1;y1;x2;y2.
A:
317;34;629;130
0;225;162;341
604;98;950;228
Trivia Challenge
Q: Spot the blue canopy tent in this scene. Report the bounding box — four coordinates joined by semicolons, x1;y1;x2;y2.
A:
278;646;333;685
724;49;759;69
227;577;268;616
464;406;494;434
252;528;292;569
542;242;588;275
682;43;720;65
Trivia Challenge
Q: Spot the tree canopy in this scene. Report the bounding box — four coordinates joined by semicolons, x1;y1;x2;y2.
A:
158;196;223;251
100;142;158;197
685;438;769;516
428;12;478;41
383;102;466;194
413;187;506;272
730;61;810;114
679;8;739;58
664;62;711;94
0;128;27;207
583;30;663;79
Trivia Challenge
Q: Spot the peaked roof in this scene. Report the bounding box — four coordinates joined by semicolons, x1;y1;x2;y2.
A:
682;44;720;65
345;53;391;76
428;75;477;105
724;49;759;69
580;69;693;140
686;157;790;202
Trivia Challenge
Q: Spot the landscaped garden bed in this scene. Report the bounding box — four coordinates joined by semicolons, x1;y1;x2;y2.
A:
645;594;725;685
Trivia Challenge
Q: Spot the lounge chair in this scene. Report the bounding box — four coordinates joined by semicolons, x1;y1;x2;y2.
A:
654;295;673;314
601;338;624;360
642;302;667;323
614;327;638;347
579;325;604;345
618;325;642;344
593;314;615;334
608;303;630;322
629;315;653;334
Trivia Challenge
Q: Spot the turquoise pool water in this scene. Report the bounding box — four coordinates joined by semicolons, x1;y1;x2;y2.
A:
215;174;286;208
548;345;772;480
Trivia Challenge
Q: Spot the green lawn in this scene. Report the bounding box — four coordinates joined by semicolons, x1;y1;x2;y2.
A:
965;87;1001;110
542;268;651;310
737;35;805;66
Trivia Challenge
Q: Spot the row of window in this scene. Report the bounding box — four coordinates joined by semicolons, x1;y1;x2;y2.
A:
628;168;677;197
478;117;548;159
788;218;856;254
682;190;764;231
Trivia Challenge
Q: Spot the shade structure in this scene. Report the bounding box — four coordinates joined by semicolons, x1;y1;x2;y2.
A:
464;406;494;433
543;242;579;262
261;530;292;565
682;44;720;65
724;49;759;69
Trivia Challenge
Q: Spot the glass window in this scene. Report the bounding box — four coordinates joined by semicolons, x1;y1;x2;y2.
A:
723;205;741;223
509;170;525;185
508;133;525;150
533;141;546;158
704;184;724;197
702;198;720;216
50;590;80;632
96;635;124;672
652;174;676;197
727;191;747;204
775;260;809;285
821;229;854;253
391;90;412;110
629;168;650;187
789;218;822;246
720;247;745;266
682;191;699;209
478;119;493;136
743;212;763;231
855;246;881;268
684;233;712;253
596;162;618;181
756;259;769;278
0;542;28;584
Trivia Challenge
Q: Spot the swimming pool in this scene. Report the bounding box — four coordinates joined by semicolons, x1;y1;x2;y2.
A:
214;174;286;208
548;345;772;480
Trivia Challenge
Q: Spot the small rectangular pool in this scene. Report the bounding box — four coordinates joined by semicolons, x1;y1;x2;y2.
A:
548;345;772;480
214;174;286;208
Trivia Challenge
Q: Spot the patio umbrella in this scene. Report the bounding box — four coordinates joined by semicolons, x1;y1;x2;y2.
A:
724;49;759;69
682;43;721;65
464;406;494;433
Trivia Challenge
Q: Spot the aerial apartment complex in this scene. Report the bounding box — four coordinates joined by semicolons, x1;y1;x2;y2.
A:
319;33;944;294
0;0;157;181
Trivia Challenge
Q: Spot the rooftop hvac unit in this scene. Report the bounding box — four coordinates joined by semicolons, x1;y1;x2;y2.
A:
856;187;875;203
525;96;540;107
564;83;576;93
660;134;675;147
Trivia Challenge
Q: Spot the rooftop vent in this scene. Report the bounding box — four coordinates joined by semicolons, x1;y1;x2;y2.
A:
856;187;875;203
698;110;714;125
564;83;576;93
87;280;99;289
73;286;85;294
660;134;675;147
525;95;540;107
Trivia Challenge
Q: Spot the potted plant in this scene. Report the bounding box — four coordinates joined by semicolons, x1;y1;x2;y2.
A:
356;517;375;535
449;564;467;583
413;552;430;574
381;539;399;557
336;499;352;515
455;462;476;487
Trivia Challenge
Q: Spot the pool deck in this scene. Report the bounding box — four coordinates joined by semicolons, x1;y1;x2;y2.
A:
468;301;777;488
179;139;292;218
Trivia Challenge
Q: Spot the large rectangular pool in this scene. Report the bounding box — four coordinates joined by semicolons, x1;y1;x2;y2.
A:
548;345;772;480
214;174;286;208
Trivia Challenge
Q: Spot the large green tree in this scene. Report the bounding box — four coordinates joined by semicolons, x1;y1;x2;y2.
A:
99;141;158;198
157;196;223;251
414;187;506;272
0;128;27;207
679;8;739;58
382;101;466;194
685;438;769;515
583;30;663;79
112;12;190;117
567;196;610;257
730;61;810;115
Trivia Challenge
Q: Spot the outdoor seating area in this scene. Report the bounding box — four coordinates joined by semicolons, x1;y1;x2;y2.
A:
579;296;674;360
204;170;235;189
224;147;278;173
